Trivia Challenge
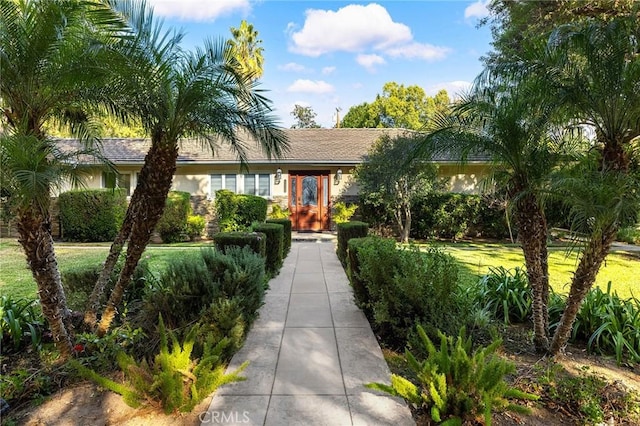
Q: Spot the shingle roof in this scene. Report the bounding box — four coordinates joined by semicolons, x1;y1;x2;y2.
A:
56;128;489;165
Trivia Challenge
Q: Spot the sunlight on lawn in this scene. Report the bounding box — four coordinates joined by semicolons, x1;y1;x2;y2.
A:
446;246;638;299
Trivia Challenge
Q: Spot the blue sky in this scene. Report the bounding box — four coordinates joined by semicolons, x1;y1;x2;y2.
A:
149;0;493;128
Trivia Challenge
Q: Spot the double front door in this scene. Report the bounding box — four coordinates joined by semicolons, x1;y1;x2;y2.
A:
288;171;330;231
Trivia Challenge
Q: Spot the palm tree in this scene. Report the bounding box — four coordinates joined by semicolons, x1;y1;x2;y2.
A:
543;16;640;355
1;0;124;358
226;20;265;81
87;2;288;335
418;74;575;352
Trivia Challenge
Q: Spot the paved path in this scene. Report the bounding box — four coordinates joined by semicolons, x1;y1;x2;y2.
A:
202;241;414;426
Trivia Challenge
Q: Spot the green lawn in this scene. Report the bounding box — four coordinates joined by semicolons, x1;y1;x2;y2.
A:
443;245;638;299
0;239;207;300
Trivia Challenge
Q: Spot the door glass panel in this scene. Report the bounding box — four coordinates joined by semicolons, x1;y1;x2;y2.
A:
322;176;328;206
302;176;317;206
291;177;296;206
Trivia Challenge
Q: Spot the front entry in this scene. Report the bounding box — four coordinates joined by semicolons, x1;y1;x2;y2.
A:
289;171;330;231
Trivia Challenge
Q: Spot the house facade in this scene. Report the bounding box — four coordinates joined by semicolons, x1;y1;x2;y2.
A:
56;128;491;232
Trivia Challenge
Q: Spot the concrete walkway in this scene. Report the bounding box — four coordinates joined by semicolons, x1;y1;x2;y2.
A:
202;241;414;426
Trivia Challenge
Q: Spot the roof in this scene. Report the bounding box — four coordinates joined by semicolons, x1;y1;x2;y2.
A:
56;128;490;166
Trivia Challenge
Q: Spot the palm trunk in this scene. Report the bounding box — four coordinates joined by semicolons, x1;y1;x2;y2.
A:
515;194;550;352
549;227;617;355
96;142;178;336
16;205;73;359
84;189;141;327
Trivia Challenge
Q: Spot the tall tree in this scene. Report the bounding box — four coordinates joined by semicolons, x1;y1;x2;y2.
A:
355;133;438;243
542;16;640;355
290;104;320;129
0;0;124;358
341;83;450;130
86;1;288;335
417;73;576;352
226;20;264;81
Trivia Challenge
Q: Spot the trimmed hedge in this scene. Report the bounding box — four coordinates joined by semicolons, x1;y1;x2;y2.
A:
253;223;284;274
215;190;268;231
59;189;127;242
213;231;266;258
346;236;468;348
346;237;371;310
266;218;292;254
336;221;369;265
155;191;191;243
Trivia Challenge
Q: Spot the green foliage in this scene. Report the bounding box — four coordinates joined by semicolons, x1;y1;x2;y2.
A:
348;237;468;347
0;366;52;405
332;201;358;225
74;316;248;413
213;231;267;258
200;246;266;323
59;189;127;242
290;104;321;128
336;221;369;265
194;297;246;361
226;20;264;80
0;296;42;352
616;226;640;245
367;326;538;424
346;237;371;308
215;190;268;231
253;223;284;274
186;215;206;241
155;191;191;243
268;204;290;219
474;267;532;325
266;218;292;254
355;133;438;242
572;283;640;365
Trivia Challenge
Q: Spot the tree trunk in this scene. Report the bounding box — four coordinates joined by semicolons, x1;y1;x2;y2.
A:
96;142;178;336
515;194;550;352
549;227;617;355
84;189;141;327
16;205;73;359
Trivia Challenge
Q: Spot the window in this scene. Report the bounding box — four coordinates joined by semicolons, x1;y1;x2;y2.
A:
210;173;270;197
102;171;131;196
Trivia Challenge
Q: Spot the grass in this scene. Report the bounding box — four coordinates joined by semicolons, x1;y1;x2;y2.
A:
443;245;638;299
0;239;207;300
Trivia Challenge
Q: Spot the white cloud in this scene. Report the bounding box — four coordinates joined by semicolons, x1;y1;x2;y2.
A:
289;4;412;56
278;62;308;72
464;1;490;20
322;66;336;75
427;80;472;98
352;82;364;89
287;79;335;94
147;0;250;21
356;54;386;72
385;42;451;61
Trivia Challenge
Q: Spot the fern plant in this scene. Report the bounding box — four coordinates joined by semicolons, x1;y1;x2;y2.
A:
74;316;248;413
367;325;538;425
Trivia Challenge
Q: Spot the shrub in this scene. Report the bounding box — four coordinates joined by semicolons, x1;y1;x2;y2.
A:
336;221;369;265
266;218;292;254
186;215;206;240
155;191;191;243
346;237;371;311
0;296;42;352
474;266;532;325
74;317;248;413
213;231;266;258
616;226;640;245
200;246;266;323
572;282;640;365
253;223;284;274
268;204;290;219
59;189;127;242
215;190;268;231
367;326;538;425
332;201;358;225
349;237;467;347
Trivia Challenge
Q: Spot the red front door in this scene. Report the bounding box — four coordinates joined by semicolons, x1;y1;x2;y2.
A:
289;172;330;231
